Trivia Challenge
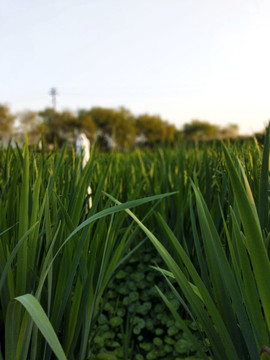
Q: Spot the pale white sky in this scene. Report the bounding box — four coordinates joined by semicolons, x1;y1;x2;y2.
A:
1;0;270;134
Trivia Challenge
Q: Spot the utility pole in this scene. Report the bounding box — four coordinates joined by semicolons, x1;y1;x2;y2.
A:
49;87;58;110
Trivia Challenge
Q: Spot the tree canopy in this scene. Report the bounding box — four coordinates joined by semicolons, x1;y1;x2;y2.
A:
0;103;240;149
183;120;239;139
183;120;218;139
0;104;15;135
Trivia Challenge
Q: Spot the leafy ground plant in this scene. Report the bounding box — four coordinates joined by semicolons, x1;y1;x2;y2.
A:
90;246;207;359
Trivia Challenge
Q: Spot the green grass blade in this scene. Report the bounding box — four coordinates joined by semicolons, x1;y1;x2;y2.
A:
15;294;67;360
259;124;270;232
0;223;18;237
16;142;29;295
155;286;208;360
48;143;66;197
230;208;268;348
192;183;259;358
0;222;39;293
5;300;21;360
36;192;176;298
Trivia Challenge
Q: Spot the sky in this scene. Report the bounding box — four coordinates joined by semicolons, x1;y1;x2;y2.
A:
1;0;270;135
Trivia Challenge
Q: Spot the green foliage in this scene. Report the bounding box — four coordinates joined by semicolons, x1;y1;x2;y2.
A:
77;110;97;140
89;107;137;149
0;104;15;135
14;294;67;360
183;119;239;139
39;108;79;143
19;110;41;135
2;103;177;149
0;129;270;360
0;102;243;150
136;114;176;144
0;141;174;359
183;120;218;139
89;247;207;360
108;130;270;360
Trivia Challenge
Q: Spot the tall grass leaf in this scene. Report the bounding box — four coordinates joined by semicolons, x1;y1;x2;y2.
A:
52;225;90;333
35;222;62;299
16;142;29;295
48;143;66;197
152;266;204;303
155;209;245;359
15;294;67;360
36;192;176;300
15;142;24;167
259;124;270;232
155;286;208;360
64;278;83;355
189;200;212;291
28;168;42;268
0;222;39;293
77;215;117;360
192;183;258;358
230;208;268;348
5;300;21;360
0;223;18;237
101;201;162;286
223;143;270;330
15;311;33;360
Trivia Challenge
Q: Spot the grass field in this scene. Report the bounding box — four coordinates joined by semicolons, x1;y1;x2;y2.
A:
0;132;269;360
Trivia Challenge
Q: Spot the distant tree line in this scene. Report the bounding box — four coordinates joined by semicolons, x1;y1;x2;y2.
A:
0;104;178;149
0;103;240;149
182;120;239;139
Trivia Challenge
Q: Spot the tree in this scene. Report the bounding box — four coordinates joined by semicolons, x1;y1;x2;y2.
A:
183;120;218;139
39;108;58;143
164;122;176;143
136;114;167;144
113;107;136;149
77;110;97;141
19;110;42;133
34;106;177;148
89;107;136;149
39;109;79;143
18;110;43;145
55;110;78;134
220;123;239;138
89;107;115;136
0;104;15;135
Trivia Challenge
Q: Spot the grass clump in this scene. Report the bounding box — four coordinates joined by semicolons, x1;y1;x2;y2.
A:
0;130;270;359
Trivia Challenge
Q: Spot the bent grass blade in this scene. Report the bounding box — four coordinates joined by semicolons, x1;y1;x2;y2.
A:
15;294;67;360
